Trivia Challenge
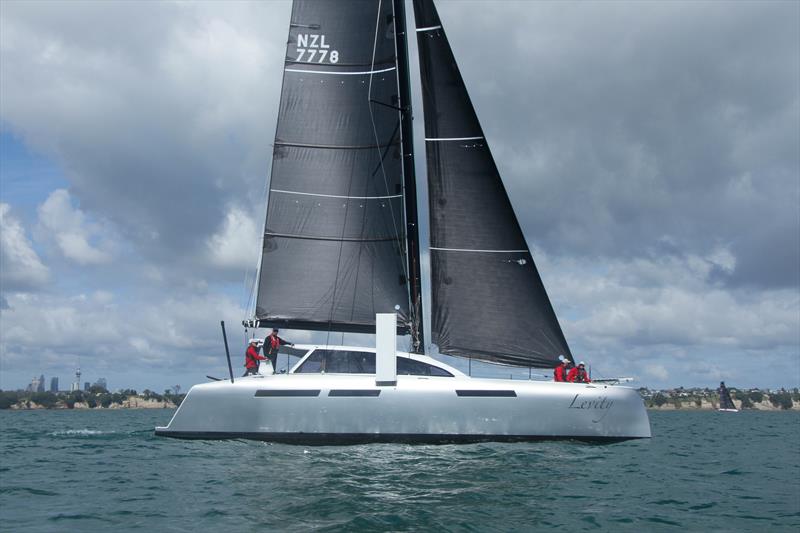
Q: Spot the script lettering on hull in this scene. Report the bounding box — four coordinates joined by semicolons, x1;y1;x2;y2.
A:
568;394;615;423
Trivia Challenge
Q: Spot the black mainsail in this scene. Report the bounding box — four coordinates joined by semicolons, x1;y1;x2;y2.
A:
413;0;573;367
255;0;420;336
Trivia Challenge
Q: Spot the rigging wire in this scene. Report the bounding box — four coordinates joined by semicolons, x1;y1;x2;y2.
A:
367;0;415;331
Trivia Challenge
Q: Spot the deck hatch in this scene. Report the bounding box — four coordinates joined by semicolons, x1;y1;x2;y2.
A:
255;390;321;397
328;390;381;397
456;390;517;397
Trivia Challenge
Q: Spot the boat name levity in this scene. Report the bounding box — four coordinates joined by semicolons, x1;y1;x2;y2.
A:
568;394;614;410
296;34;339;63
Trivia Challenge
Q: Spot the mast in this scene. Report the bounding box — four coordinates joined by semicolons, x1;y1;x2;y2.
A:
393;0;424;353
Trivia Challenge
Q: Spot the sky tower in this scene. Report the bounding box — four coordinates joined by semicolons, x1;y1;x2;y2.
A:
71;365;82;392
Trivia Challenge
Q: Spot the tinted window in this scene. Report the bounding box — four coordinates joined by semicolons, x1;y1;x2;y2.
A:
397;358;453;377
295;351;324;373
295;350;376;374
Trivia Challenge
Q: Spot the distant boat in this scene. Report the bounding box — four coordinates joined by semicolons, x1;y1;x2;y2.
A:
718;382;739;412
155;0;651;444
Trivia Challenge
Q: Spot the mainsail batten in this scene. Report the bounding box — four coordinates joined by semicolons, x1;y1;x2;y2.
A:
254;0;417;335
413;0;573;367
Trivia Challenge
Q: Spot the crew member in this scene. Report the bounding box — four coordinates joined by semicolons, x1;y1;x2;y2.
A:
554;359;570;382
243;338;266;376
264;328;293;372
567;361;591;383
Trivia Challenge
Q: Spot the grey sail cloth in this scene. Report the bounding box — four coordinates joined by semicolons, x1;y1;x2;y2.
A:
413;0;573;367
256;0;413;334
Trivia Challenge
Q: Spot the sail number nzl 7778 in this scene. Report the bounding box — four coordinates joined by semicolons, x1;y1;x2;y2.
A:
296;34;339;64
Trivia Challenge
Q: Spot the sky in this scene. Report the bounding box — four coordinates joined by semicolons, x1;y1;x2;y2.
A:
1;0;798;393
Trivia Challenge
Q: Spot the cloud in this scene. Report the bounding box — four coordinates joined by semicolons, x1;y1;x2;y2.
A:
0;0;290;265
36;189;113;265
434;0;800;290
0;203;49;291
644;364;669;382
531;246;799;387
207;206;261;271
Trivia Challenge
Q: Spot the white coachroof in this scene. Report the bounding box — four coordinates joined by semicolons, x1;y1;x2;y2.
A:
286;344;465;377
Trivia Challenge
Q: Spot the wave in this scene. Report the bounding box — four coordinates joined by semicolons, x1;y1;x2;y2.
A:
50;429;115;437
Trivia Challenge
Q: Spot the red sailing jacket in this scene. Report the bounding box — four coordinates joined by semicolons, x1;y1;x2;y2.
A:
245;345;266;369
554;365;568;382
567;367;591;383
264;334;290;356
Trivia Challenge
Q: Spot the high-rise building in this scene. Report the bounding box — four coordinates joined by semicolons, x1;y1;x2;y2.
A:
50;377;59;392
93;378;107;391
37;374;45;393
84;382;90;391
27;375;43;392
71;367;82;392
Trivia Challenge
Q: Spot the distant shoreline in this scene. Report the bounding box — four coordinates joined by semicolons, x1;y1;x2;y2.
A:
0;391;183;411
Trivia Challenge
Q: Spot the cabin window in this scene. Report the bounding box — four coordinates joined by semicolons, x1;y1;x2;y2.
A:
397;358;454;377
295;350;376;374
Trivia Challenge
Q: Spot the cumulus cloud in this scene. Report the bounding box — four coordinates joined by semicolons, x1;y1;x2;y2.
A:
36;189;113;265
0;0;290;263
207;206;261;271
0;203;49;291
533;247;799;386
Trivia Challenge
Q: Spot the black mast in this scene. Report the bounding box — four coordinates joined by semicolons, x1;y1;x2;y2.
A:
394;0;424;353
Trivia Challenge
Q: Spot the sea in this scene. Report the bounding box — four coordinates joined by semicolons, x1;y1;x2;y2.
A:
1;409;798;532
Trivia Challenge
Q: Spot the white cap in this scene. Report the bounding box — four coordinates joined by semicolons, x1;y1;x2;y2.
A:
249;338;261;345
579;361;586;366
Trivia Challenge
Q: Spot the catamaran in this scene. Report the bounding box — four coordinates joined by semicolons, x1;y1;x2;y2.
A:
155;0;651;443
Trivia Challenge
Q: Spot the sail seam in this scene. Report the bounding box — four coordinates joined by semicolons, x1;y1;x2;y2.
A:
265;232;401;243
425;136;483;141
285;66;397;76
274;141;399;150
430;247;528;253
271;189;403;200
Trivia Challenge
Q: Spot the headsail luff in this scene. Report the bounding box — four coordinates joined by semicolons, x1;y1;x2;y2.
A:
413;0;573;367
255;0;416;334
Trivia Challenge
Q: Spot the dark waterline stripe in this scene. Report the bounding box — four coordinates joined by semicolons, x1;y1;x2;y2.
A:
153;429;641;445
328;390;381;397
456;390;517;397
254;390;320;397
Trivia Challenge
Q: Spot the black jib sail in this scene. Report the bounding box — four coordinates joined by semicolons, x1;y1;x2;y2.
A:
255;0;420;335
413;0;573;367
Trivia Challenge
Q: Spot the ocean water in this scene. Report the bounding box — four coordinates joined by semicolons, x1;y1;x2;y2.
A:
1;409;798;532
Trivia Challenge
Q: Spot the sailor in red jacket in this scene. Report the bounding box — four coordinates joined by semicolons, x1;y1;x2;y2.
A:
567;361;591;383
554;359;570;382
243;338;266;376
264;328;294;372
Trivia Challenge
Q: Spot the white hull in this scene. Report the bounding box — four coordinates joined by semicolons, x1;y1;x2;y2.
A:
156;369;651;444
718;408;739;413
